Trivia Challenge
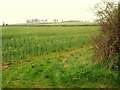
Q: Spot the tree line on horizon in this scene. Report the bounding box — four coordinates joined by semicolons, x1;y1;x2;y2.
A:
26;19;88;23
26;19;59;23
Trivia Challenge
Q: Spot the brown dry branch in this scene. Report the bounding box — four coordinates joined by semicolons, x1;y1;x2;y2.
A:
93;0;119;69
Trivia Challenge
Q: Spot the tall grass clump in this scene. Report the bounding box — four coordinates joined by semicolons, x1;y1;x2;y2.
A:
93;0;119;70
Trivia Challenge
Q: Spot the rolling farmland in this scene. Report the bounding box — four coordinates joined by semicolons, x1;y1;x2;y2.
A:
2;24;118;88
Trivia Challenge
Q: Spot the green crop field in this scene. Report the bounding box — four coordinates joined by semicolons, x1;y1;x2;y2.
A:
2;25;118;88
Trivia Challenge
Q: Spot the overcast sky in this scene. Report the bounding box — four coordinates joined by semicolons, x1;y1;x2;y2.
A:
0;0;118;24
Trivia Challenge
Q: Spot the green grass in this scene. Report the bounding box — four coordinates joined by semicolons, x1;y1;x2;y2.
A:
2;26;118;88
2;26;98;63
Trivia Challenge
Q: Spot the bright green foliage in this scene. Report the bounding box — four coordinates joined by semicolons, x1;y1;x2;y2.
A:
2;44;118;88
2;26;98;63
2;26;118;88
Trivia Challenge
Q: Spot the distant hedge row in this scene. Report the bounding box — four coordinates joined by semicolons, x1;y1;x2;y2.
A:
2;24;98;27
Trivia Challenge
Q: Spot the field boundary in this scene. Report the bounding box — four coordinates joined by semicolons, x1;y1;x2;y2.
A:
2;24;98;27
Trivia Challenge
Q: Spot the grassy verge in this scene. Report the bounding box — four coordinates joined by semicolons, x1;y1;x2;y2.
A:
2;44;118;88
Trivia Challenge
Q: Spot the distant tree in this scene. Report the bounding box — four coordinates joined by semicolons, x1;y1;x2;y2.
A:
53;19;57;22
26;19;29;23
45;19;47;22
41;20;44;22
34;19;39;23
34;19;37;23
32;19;35;23
3;22;5;26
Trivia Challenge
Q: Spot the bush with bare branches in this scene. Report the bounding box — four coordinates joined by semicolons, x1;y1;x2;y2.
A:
93;0;119;70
